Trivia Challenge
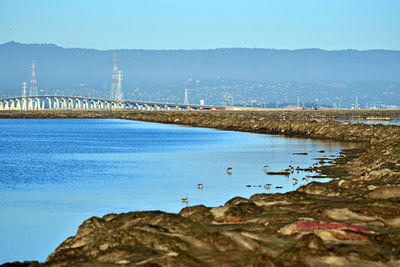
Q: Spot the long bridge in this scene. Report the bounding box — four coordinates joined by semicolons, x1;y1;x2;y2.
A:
0;95;226;111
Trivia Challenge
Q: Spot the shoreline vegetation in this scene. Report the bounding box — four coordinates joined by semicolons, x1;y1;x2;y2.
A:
1;109;400;266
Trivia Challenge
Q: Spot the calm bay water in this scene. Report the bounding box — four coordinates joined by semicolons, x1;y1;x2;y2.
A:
0;119;351;263
337;119;400;126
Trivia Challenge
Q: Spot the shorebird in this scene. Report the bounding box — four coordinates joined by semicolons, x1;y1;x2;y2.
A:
293;181;298;185
293;178;298;182
302;178;308;182
226;167;232;174
197;183;203;189
182;197;188;203
313;163;318;167
264;184;272;189
263;165;269;170
276;186;283;189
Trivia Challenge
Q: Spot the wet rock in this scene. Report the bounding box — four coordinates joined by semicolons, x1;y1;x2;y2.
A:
279;220;371;236
297;182;345;197
275;234;327;266
365;186;400;199
324;208;383;223
224;201;264;219
179;205;214;223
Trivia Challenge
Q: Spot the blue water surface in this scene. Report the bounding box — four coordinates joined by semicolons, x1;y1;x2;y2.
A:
337;119;400;126
0;119;351;263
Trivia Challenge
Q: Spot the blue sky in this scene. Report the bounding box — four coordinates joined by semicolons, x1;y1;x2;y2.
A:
1;0;399;50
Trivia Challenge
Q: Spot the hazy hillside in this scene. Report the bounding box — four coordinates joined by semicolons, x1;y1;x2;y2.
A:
0;41;399;107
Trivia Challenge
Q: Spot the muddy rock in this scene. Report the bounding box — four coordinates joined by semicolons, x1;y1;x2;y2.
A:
179;205;214;223
365;186;400;199
275;234;327;266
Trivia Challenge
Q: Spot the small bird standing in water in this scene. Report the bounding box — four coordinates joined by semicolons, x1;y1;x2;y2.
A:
264;184;271;189
302;178;308;182
197;183;203;189
226;167;232;174
182;197;188;203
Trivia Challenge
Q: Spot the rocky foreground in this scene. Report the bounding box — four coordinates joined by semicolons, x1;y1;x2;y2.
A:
1;109;400;267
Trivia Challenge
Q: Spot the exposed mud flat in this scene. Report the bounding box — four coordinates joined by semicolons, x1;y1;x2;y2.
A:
1;110;400;267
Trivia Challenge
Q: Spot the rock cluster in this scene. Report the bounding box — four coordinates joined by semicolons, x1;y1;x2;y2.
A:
1;110;400;266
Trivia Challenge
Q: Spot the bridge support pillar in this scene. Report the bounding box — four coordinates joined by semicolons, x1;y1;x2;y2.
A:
54;98;59;109
68;98;73;109
16;99;22;110
22;98;27;110
10;100;15;110
92;100;98;110
46;97;52;110
61;98;66;110
76;99;81;110
2;101;8;110
27;98;33;110
34;98;41;110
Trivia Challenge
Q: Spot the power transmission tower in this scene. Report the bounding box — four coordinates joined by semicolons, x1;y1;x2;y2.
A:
184;89;189;104
22;82;27;97
111;52;118;99
30;60;38;96
115;70;124;100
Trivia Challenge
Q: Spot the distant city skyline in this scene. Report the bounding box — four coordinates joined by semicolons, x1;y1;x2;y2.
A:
1;0;399;50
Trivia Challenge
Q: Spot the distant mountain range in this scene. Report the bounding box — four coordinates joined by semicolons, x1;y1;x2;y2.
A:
0;41;399;107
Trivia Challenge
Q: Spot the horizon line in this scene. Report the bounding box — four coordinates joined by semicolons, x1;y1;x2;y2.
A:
2;41;400;52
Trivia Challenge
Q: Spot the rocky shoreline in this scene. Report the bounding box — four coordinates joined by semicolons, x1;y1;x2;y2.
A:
1;110;400;267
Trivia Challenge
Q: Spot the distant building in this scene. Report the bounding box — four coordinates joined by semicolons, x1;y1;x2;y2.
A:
282;105;301;110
